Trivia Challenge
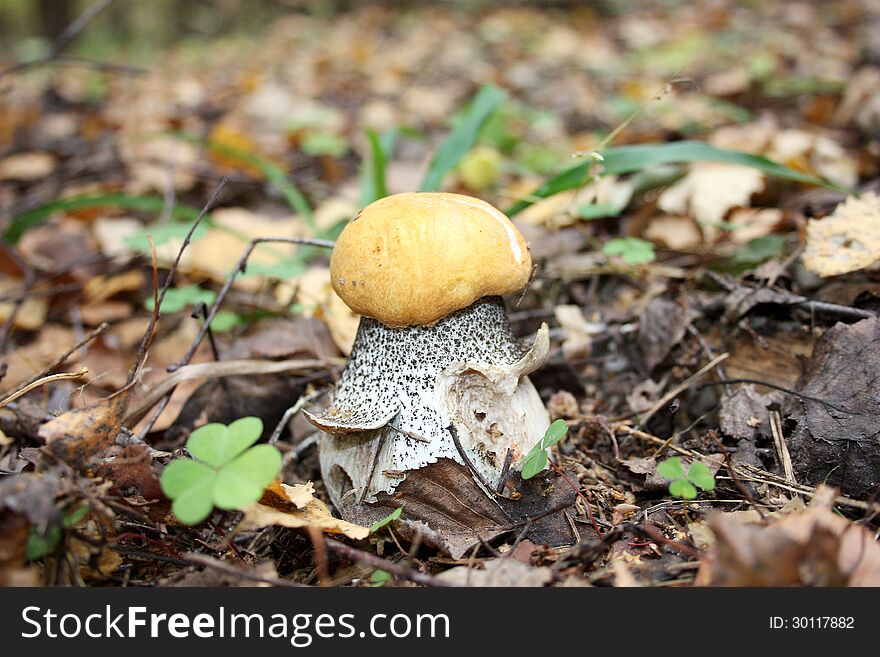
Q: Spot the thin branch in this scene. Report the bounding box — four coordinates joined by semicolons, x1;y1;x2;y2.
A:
325;539;452;587
0;368;88;410
167;236;335;372
0;0;117;78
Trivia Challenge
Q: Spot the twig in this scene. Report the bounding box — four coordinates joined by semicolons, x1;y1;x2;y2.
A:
167;236;335;372
548;460;603;538
0;0;117;78
124;358;330;428
129;180;226;388
0;368;88;410
705;429;767;520
447;424;516;500
182;553;303;588
769;410;797;486
639;353;729;425
325;539;452;587
691;378;858;415
4;322;108;396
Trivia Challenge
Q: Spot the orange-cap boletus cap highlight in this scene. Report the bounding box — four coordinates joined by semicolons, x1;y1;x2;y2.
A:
330;192;532;327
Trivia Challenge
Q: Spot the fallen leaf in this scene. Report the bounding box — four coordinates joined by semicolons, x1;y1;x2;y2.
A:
437;558;553;587
0;152;55;181
658;163;765;228
802;193;880;277
787;317;880;498
40;383;135;469
697;486;880;586
238;497;369;540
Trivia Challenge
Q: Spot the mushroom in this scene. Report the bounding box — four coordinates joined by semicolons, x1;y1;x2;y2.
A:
304;192;551;516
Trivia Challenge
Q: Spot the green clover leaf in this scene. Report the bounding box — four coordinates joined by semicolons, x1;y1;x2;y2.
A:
687;461;716;492
160;417;281;525
657;457;686;481
602;237;656;264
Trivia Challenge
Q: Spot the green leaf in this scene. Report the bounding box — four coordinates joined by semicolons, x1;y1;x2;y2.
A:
360;128;397;206
602;237;656;264
419;85;508;192
370;570;392;587
542;419;569;449
505;141;848;217
713;235;786;273
669;479;698;500
520;447;548;481
144;284;216;314
160;457;216;498
26;526;62;561
370;507;403;533
208;311;243;333
241;256;307;280
124;222;210;256
687;461;716;492
175;132;316;229
160;459;217;525
187;417;263;467
657;457;686;481
4;193;204;244
213;444;282;510
300;131;350;158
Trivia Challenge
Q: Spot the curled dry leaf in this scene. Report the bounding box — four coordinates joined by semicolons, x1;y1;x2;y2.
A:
239;481;369;540
802;193;880;277
39;383;135;469
697;486;880;586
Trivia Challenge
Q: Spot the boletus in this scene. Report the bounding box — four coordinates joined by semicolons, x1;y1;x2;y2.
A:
305;192;551;523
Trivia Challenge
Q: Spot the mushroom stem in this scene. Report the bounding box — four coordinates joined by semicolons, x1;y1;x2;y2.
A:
305;296;550;508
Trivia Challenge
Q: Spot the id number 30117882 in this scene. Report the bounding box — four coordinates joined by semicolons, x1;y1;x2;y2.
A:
770;617;855;629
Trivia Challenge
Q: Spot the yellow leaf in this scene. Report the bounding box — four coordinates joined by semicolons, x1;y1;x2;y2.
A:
803;193;880;277
658;163;764;227
239;498;370;540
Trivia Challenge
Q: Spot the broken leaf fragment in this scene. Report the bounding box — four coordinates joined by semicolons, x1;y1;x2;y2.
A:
802;193;880;277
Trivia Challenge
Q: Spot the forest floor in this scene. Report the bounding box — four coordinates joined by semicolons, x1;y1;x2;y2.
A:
1;1;880;587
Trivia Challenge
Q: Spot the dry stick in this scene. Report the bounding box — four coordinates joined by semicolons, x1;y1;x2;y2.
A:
0;368;89;410
325;539;452;587
704;429;767;520
551;461;603;538
639;352;729;426
125;358;329;428
446;424;518;501
3;322;108;397
129;180;226;388
769;410;797;486
691;378;858;415
0;0;116;78
182;553;304;588
167;236;335;373
616;421;880;513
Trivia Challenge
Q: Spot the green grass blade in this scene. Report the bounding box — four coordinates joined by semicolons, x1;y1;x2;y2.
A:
419;85;508;192
360;127;398;206
505;140;849;217
202;139;315;229
4;193;203;244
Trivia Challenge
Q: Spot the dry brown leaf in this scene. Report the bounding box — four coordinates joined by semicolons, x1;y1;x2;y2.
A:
84;270;145;303
187;207;307;284
657;163;764;228
39;383;135;469
0;152;55;181
0;278;48;332
644;215;702;250
239;500;370;540
697;486;880;586
278;267;359;354
802;193;880;277
724;208;784;244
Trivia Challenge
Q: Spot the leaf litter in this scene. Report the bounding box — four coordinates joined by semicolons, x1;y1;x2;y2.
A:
0;1;879;588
